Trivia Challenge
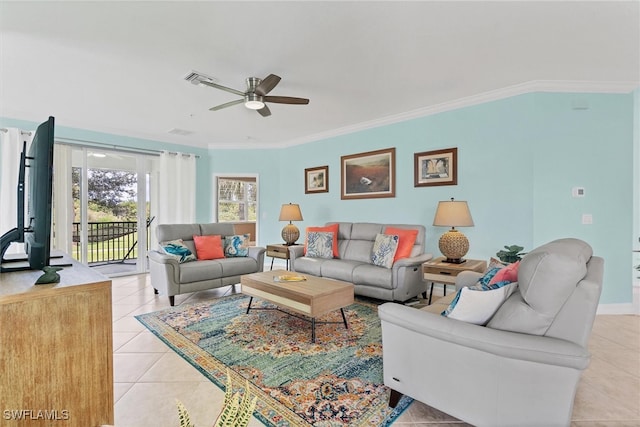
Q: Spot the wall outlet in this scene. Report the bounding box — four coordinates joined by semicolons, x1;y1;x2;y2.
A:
572;187;585;198
582;214;593;225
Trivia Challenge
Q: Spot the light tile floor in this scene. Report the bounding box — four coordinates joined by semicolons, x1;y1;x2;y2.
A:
111;274;640;427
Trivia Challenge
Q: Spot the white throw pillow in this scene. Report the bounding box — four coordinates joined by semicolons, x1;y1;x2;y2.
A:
442;282;518;325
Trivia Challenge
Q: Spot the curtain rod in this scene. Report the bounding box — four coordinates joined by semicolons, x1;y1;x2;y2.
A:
55;136;200;158
0;128;33;135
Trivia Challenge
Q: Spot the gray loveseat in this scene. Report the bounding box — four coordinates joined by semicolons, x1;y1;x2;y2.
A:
289;222;432;302
148;223;266;306
379;238;604;426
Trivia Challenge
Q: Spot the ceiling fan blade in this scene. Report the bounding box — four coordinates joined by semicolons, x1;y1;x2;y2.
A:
255;74;281;96
257;104;272;117
264;96;309;105
199;80;245;97
209;99;244;111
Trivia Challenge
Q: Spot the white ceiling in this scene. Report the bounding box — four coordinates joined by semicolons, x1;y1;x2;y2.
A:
1;1;638;150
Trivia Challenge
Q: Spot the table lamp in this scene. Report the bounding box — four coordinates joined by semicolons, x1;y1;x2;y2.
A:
279;203;303;245
433;198;474;264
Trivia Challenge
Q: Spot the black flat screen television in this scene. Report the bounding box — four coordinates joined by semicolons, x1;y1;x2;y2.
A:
0;116;56;272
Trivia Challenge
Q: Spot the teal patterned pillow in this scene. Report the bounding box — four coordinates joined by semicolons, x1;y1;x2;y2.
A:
160;239;196;263
371;233;399;269
223;234;250;257
306;232;334;259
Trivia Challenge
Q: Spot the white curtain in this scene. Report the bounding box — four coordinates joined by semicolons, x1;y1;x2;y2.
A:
0;128;33;255
52;143;73;254
158;151;196;224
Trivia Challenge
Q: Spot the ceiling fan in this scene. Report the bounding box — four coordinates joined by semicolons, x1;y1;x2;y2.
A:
187;72;309;117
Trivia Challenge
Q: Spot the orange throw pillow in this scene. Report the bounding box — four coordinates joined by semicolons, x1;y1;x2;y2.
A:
304;223;340;257
193;235;225;260
489;261;520;285
384;227;419;261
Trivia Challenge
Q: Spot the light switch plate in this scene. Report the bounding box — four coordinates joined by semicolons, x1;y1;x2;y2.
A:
572;187;585;198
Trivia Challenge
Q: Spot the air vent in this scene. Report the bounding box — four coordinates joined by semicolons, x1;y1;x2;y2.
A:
183;70;216;85
167;128;194;136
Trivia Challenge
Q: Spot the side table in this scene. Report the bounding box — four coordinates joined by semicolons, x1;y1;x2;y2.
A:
422;257;487;304
266;244;300;270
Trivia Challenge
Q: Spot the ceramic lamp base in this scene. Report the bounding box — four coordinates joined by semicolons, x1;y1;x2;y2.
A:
281;224;300;245
439;229;469;263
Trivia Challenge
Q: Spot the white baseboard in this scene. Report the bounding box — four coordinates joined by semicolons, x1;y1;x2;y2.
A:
596;303;638;315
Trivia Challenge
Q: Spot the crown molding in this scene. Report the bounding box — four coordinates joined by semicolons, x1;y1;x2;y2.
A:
222;79;638;151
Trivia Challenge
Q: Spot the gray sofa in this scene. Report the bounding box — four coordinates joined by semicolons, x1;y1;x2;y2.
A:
379;238;604;427
289;222;432;302
148;223;266;306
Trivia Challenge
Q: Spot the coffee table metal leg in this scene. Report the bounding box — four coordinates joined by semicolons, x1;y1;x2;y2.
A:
340;308;349;329
246;297;253;314
311;318;316;343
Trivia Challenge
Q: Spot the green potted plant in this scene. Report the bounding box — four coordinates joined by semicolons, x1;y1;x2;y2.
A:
177;368;257;427
496;245;526;263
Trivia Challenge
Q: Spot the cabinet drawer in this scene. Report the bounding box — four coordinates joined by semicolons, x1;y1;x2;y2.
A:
267;246;289;259
423;266;463;276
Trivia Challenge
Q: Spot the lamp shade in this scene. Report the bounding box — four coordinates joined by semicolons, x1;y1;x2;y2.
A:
433;199;474;227
279;203;303;222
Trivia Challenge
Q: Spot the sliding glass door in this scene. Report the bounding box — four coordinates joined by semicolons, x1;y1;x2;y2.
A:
63;146;153;276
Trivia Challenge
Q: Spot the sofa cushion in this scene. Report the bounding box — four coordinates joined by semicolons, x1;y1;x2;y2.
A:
294;256;325;276
371;233;399;268
223;234;250;257
179;259;223;283
200;223;236;237
353;264;393;289
321;259;366;282
219;257;259;277
304;224;339;257
442;281;518;325
487;238;592;335
193;234;225;260
307;231;334;259
157;224;202;244
160;239;197;263
384;226;418;261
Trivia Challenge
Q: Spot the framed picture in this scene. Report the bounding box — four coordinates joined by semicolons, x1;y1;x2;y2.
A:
414;147;458;187
305;165;329;194
341;148;395;200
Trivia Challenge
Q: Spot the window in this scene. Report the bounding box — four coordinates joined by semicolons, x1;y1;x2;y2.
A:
217;177;257;222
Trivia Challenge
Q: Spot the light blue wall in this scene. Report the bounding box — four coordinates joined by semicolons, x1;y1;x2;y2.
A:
0;117;212;221
2;90;636;305
211;92;635;305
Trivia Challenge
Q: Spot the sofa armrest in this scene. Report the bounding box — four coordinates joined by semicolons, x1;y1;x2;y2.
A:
378;302;589;369
248;246;266;271
148;249;181;288
455;270;483;290
148;250;179;268
288;245;305;270
393;253;433;268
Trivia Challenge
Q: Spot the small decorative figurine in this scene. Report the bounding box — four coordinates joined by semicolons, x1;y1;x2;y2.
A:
35;266;64;284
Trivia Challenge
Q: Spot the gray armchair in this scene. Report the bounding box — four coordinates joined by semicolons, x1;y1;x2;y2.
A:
379;238;604;427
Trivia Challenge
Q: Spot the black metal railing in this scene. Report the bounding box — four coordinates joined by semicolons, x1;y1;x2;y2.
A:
71;218;153;265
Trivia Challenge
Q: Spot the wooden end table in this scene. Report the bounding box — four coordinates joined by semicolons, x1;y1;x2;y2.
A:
240;270;354;343
266;243;300;270
422;257;487;304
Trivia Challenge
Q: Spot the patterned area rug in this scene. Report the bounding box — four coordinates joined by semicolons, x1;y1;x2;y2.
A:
136;294;412;426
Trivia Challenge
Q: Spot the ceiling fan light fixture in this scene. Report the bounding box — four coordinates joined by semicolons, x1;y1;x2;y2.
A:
244;93;265;110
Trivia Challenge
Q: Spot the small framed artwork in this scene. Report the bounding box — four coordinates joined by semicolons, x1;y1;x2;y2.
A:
341;147;396;200
414;147;458;187
305;166;329;194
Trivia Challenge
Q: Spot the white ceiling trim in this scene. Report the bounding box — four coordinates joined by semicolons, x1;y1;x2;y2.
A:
208;79;639;151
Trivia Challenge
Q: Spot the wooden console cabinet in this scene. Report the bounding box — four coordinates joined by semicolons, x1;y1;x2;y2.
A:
0;257;113;426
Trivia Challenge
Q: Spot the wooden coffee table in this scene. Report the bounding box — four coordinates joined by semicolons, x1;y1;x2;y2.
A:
240;270;355;343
